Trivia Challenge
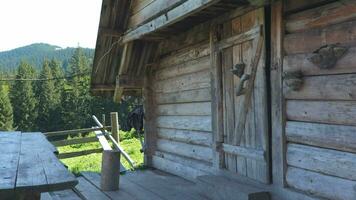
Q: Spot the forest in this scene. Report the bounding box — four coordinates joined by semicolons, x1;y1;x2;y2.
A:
0;47;138;132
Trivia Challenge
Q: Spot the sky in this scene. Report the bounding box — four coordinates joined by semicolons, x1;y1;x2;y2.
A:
0;0;102;51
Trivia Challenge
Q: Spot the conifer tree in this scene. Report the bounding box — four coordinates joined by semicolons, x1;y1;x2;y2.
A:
0;84;13;130
50;59;65;105
11;61;38;131
61;48;92;129
36;60;56;131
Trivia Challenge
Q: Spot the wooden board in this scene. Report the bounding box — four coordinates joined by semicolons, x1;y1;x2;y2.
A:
0;132;21;194
286;166;356;200
286;100;356;126
16;133;78;192
287;143;356;181
284;20;356;54
286;121;356;154
285;0;356;33
156;88;211;104
283;46;356;76
157;128;212;147
157;102;211;116
285;74;356;100
156;139;213;162
123;0;220;42
125;170;204;200
156;56;210;81
154;69;211;93
156;116;212;132
128;0;185;29
74;177;110;200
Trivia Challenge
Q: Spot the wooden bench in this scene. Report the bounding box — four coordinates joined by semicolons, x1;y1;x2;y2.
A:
0;132;78;200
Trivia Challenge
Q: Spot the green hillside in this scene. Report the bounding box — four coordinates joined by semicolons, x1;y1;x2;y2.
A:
0;43;94;72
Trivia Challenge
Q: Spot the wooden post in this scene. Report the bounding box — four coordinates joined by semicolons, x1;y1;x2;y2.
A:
102;114;106;126
110;112;119;142
101;150;120;191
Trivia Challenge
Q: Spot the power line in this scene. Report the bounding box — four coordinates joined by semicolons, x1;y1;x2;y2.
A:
0;72;91;82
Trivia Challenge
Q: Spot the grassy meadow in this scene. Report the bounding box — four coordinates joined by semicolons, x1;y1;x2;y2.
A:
58;130;144;175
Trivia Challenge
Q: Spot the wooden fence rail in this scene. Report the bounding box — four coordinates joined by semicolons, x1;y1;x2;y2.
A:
44;125;113;159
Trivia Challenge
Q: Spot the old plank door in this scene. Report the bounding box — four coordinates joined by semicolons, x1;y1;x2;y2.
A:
211;8;270;183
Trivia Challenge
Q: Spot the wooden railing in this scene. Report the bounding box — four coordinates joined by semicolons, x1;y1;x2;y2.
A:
45;126;111;159
44;112;135;169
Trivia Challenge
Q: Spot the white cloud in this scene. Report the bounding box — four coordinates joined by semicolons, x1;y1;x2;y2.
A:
0;0;102;51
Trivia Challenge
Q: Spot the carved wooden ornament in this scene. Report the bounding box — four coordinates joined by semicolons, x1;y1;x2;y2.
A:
308;44;348;69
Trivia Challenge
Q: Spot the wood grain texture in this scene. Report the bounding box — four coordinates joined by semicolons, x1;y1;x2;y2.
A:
286;121;356;154
156;116;212;132
284;20;356;54
157;128;212;146
156;139;213;162
123;0;220;42
287;143;356;181
285;74;356;100
156;88;211;104
157;102;211;116
283;47;356;76
271;1;286;187
286;100;356;126
286;166;356;200
286;0;356;33
128;0;185;29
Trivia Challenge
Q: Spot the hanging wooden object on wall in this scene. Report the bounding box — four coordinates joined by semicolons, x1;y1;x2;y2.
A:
308;44;348;69
231;63;250;96
283;70;303;91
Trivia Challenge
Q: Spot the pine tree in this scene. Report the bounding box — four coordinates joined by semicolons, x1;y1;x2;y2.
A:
49;59;65;105
0;84;13;131
10;61;38;131
61;48;92;129
36;60;56;131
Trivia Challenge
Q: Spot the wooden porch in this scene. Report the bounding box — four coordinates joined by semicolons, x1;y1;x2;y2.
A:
41;169;207;200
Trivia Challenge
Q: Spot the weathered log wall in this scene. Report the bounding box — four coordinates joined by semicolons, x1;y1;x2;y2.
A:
283;0;356;199
148;22;214;180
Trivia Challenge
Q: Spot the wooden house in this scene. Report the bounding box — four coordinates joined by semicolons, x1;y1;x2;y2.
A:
91;0;356;199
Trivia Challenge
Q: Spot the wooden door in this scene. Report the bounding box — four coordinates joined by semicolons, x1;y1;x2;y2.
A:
211;8;270;183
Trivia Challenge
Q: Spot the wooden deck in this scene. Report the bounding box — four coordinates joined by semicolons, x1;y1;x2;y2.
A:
41;169;208;200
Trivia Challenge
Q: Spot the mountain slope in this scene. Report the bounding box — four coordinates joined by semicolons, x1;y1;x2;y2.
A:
0;43;94;72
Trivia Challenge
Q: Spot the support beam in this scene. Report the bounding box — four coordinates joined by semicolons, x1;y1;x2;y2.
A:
122;0;221;42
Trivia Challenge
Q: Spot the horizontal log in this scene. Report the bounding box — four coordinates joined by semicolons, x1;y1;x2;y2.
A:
152;155;208;181
284;0;331;14
286;121;356;154
286;100;356;126
156;116;212;132
128;0;184;28
44;127;111;137
158;42;210;67
286;166;356;200
123;0;219;42
156;88;211;104
52;137;98;147
58;148;103;159
284;20;356;54
285;74;356;100
221;143;266;162
283;47;356;76
155;150;213;173
156;139;213;162
217;25;260;50
287;143;356;181
154;69;210;93
156;56;210;80
286;0;356;33
157;102;211;116
157;128;212;146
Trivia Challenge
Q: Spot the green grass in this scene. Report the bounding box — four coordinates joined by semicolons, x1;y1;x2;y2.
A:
58;130;144;175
